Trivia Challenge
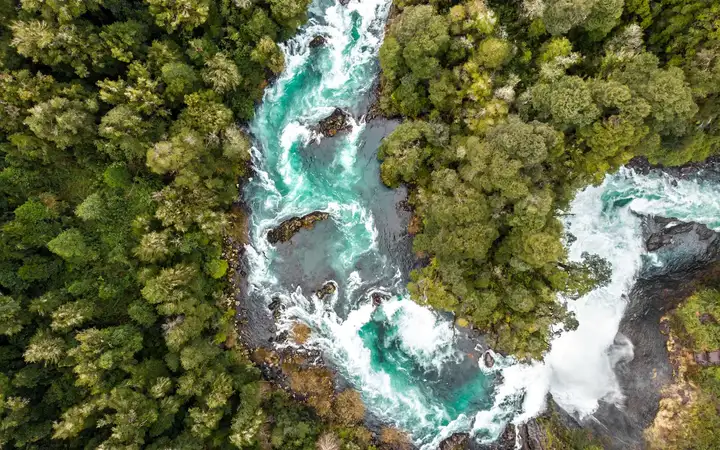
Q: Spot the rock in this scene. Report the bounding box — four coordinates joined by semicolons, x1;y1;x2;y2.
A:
480;420;552;450
641;215;720;266
268;296;283;320
309;35;326;48
696;352;709;366
517;420;547;450
483;352;495;368
699;313;716;324
316;281;337;300
439;432;470;450
627;155;720;182
371;292;388;306
267;211;330;244
709;350;720;365
314;108;352;137
645;232;674;252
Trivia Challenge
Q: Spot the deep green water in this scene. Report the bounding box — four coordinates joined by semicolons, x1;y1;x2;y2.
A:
243;0;720;446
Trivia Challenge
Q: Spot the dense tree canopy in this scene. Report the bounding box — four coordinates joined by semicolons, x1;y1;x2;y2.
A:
0;0;395;448
378;0;720;357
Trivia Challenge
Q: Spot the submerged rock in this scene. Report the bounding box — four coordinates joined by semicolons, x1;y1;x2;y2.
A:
309;35;326;48
267;211;330;244
314;108;352;137
316;281;337;300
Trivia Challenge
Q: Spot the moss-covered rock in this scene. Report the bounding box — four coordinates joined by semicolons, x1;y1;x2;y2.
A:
315;108;352;137
267;211;330;243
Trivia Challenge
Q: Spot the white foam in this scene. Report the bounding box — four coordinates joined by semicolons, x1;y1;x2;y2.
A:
278;292;465;448
395;300;460;371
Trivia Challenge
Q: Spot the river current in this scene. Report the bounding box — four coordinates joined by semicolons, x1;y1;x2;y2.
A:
243;0;720;447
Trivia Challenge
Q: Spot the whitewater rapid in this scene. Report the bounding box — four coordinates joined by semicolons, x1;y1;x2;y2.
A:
243;0;720;447
499;167;720;426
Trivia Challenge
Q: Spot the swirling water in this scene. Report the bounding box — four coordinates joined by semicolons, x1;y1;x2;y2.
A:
243;0;720;446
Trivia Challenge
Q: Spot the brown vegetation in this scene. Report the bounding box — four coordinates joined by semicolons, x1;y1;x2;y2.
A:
332;389;366;425
292;322;313;344
287;366;335;417
380;426;412;450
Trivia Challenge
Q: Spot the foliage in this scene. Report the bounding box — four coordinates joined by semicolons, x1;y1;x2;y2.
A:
537;411;604;449
658;287;720;449
0;0;369;448
675;289;720;352
378;0;720;358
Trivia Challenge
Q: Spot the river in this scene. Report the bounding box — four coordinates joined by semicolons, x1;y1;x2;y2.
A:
243;0;720;448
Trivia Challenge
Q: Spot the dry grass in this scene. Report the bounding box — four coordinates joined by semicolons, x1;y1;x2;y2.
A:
226;204;249;244
287;366;335;418
379;426;411;450
332;389;366;425
316;432;340;450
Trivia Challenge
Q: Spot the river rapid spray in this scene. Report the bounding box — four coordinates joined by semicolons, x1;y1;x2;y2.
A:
242;0;720;447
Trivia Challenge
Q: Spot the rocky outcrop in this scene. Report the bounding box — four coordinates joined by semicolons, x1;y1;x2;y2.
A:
316;281;337;300
694;350;720;366
267;211;330;244
476;408;572;450
627;155;720;181
439;433;470;450
517;420;547;450
314;108;352;137
309;35;326;48
640;215;719;265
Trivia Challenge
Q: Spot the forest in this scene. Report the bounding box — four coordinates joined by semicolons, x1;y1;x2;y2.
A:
378;0;720;358
0;0;390;447
2;0;720;448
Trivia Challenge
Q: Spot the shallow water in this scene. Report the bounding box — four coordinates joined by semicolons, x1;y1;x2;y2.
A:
243;0;720;446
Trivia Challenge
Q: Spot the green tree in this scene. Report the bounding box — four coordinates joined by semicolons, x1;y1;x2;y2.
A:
145;0;209;32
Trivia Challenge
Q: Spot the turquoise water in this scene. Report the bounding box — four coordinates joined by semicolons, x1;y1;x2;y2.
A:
243;0;720;446
243;0;503;447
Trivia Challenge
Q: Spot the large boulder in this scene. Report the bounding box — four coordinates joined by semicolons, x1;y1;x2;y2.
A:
643;215;717;254
267;211;330;244
314;108;352;137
